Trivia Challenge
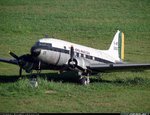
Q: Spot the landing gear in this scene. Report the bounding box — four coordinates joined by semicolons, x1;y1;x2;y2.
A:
29;70;41;88
78;71;90;85
79;76;90;85
27;69;42;88
29;74;38;88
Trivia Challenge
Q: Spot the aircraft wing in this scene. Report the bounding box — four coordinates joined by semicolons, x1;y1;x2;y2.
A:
88;63;150;72
0;58;18;65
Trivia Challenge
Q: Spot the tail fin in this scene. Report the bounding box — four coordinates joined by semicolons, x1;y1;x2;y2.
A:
109;30;125;62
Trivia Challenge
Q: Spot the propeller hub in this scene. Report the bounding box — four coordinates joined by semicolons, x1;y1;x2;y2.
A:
68;58;77;68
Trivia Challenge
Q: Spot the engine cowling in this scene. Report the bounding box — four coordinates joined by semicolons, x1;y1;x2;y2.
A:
68;57;89;70
18;54;34;73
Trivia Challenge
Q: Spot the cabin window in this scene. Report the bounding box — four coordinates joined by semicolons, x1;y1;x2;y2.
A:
86;55;93;60
76;53;79;57
81;54;84;57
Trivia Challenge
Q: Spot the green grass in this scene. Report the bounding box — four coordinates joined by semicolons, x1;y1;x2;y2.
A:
0;72;150;112
0;0;150;113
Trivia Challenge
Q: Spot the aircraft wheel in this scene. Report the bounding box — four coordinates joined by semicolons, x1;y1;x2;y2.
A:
86;77;90;84
29;74;38;88
80;77;89;85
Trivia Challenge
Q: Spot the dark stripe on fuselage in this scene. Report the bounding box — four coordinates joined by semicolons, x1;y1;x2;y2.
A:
35;43;113;63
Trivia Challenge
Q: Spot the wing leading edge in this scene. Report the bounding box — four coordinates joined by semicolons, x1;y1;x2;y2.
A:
88;63;150;72
0;58;18;65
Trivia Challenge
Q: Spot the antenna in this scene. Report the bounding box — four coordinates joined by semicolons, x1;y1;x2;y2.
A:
45;34;49;38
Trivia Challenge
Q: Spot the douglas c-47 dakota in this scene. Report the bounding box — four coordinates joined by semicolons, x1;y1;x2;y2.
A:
0;30;150;85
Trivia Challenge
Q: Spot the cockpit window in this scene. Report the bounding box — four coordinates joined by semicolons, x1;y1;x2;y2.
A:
35;42;52;49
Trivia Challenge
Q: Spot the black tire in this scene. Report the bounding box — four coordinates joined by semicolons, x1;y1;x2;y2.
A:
80;77;87;85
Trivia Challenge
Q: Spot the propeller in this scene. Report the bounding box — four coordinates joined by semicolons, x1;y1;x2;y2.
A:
8;46;41;77
70;46;74;60
68;46;76;68
9;51;34;77
68;46;82;70
68;46;87;72
9;51;19;60
19;67;22;77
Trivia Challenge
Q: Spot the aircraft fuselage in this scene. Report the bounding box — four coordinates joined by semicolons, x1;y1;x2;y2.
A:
31;38;118;71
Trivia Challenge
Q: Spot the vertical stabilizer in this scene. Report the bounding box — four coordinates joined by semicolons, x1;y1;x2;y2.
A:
109;30;125;62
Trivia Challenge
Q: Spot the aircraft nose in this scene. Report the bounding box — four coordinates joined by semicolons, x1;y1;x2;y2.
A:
31;46;41;57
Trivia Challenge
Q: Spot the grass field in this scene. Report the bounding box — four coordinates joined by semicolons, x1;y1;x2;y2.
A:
0;0;150;113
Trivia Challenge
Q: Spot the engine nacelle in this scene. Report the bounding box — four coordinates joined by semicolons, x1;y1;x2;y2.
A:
68;57;89;70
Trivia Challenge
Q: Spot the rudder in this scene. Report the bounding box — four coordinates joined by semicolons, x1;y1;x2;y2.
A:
108;30;125;62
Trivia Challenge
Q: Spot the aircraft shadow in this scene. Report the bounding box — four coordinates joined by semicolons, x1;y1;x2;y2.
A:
0;75;20;83
0;72;80;83
0;72;145;85
0;72;103;84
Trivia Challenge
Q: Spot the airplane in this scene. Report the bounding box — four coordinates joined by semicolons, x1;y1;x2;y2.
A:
0;30;150;85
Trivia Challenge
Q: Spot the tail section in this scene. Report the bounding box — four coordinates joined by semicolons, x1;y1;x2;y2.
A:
108;30;125;62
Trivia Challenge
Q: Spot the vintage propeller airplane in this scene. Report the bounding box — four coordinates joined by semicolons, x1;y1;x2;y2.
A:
0;30;150;85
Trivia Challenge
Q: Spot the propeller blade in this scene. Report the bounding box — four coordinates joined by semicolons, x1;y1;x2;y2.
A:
76;65;84;71
9;51;19;60
70;46;74;60
19;67;22;77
